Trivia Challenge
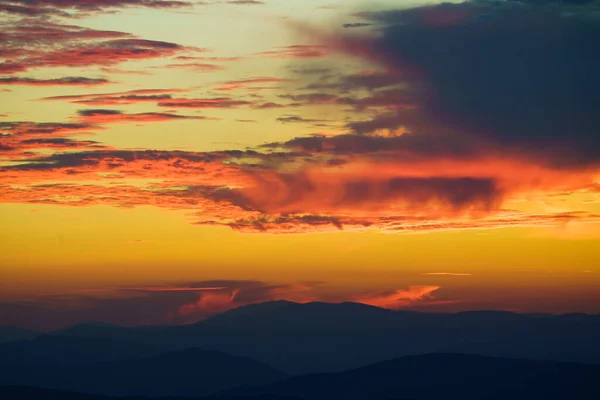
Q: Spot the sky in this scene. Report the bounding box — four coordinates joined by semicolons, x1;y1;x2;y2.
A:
1;0;600;330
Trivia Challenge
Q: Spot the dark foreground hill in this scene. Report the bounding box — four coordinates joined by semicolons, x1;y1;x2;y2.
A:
0;386;302;400
2;353;600;400
0;386;112;400
0;347;287;397
209;353;600;400
47;301;600;374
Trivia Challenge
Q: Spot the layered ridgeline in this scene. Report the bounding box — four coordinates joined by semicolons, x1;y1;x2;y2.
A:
2;353;600;400
0;345;286;397
0;326;39;344
9;300;599;374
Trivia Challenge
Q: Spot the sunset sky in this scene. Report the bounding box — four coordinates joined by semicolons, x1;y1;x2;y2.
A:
1;0;599;330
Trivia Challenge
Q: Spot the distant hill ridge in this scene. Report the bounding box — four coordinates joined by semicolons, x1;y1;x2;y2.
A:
3;301;600;374
0;346;286;397
2;353;600;400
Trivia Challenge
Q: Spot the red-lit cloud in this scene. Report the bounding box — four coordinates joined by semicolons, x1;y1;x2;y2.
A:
0;0;195;17
356;286;440;310
159;62;226;72
0;77;112;86
39;89;190;105
157;98;252;109
225;0;265;5
2;2;600;236
76;109;204;124
215;77;292;91
1;20;192;74
0;279;447;330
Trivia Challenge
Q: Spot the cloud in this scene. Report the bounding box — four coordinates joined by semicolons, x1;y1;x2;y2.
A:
3;122;599;232
0;149;255;188
158;62;226;72
4;1;600;237
342;23;373;28
316;1;600;167
1;19;190;74
0;76;112;86
38;39;183;67
279;89;415;110
0;121;96;153
305;71;406;92
123;285;227;292
0;21;130;44
254;102;288;109
76;109;204;124
0;280;448;330
173;56;244;62
0;280;321;330
39;89;250;109
257;45;332;59
225;0;265;4
233;173;503;215
157;98;252;109
276;115;325;124
0;0;195;17
39;88;189;105
355;286;440;310
215;77;292;91
11;138;108;153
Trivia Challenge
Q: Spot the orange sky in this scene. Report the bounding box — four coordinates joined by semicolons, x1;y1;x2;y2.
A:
1;0;599;329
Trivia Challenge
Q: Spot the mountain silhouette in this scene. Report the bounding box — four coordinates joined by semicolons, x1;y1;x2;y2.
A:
211;353;600;400
0;334;159;366
43;301;600;374
0;386;112;400
0;347;287;397
0;326;39;344
3;353;599;400
0;385;303;400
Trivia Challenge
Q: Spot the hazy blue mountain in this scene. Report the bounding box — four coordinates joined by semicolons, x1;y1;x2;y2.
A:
0;386;112;400
210;353;600;400
4;353;599;400
0;385;301;400
0;326;39;344
50;301;600;374
0;334;159;366
0;347;287;397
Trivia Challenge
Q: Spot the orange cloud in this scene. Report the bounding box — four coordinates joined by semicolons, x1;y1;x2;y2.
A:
157;98;252;109
40;89;190;105
159;62;226;72
177;290;239;317
173;282;317;321
124;286;226;292
2;19;191;74
1;0;195;17
356;286;440;309
0;77;112;86
215;77;292;91
2;135;599;233
0;149;254;187
76;109;204;124
173;56;244;62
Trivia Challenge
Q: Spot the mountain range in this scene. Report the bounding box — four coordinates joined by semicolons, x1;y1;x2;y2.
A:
2;353;599;400
1;300;600;398
20;300;600;374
